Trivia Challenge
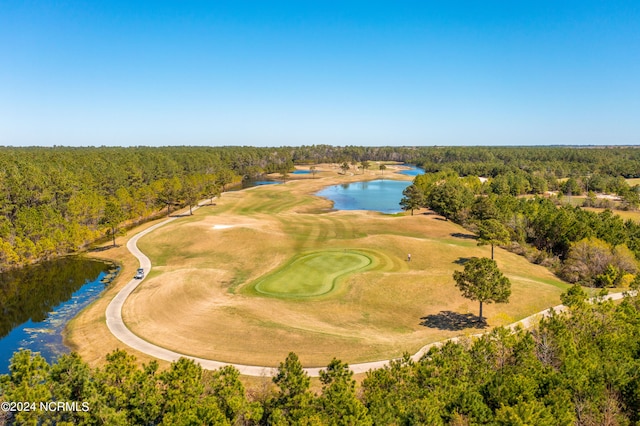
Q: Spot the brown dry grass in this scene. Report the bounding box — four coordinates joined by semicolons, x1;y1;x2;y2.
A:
583;207;640;223
115;168;567;367
64;218;174;370
66;165;567;374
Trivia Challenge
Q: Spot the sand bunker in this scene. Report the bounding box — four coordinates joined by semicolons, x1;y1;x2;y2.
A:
212;224;235;230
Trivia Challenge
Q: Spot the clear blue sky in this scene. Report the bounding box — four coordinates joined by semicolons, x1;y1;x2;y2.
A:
1;1;639;147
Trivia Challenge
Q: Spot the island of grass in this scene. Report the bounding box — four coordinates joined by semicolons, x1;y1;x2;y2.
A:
118;170;568;367
250;250;374;298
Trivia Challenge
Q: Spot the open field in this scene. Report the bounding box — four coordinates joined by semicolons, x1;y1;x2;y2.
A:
583;207;640;223
108;166;570;368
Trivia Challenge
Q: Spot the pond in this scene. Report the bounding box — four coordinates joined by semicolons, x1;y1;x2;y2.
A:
0;257;115;373
316;179;411;214
398;165;425;176
242;180;282;188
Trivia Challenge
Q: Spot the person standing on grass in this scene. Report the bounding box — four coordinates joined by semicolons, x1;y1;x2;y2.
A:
407;253;411;262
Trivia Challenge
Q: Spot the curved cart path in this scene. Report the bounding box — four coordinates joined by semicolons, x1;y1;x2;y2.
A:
106;207;628;377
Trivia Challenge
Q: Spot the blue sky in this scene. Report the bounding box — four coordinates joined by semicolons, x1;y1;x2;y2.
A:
1;1;639;147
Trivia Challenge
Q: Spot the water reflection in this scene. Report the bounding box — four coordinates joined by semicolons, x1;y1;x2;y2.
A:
0;257;113;372
316;179;411;214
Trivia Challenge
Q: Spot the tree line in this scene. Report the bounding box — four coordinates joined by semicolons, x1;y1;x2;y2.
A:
414;146;640;179
401;169;640;287
1;287;639;425
2;146;640;272
0;145;424;271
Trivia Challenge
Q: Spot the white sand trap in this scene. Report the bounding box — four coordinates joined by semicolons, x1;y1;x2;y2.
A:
212;224;235;230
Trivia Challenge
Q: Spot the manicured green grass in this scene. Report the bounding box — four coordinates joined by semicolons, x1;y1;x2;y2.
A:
250;250;373;298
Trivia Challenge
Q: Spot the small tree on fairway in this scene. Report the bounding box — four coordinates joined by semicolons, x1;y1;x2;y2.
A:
453;257;511;322
361;160;370;175
379;164;387;176
279;167;289;183
341;162;350;175
476;219;511;260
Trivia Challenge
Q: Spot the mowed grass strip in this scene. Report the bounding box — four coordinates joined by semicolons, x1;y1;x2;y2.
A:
251;250;373;298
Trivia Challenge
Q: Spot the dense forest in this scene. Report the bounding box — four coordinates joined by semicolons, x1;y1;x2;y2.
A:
2;145;640;272
1;287;639;425
399;166;640;288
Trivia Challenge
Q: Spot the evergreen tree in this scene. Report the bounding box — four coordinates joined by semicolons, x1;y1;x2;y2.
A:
453;257;511;322
399;184;424;216
270;352;316;423
318;359;371;425
101;198;125;246
476;219;511;259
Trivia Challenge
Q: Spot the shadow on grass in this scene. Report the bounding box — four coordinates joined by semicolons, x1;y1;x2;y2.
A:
90;245;118;252
450;232;478;240
420;311;488;331
453;257;473;265
170;213;194;218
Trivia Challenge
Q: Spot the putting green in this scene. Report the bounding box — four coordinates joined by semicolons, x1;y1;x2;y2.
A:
252;250;372;298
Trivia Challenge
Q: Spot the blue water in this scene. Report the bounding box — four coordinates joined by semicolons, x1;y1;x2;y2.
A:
316;179;411;214
399;165;425;176
251;180;282;186
0;263;114;373
241;180;282;188
292;170;311;175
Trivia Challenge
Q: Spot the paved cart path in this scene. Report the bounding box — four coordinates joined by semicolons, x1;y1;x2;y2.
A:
106;204;627;377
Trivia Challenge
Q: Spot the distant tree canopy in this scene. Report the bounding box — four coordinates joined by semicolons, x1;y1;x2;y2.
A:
412;165;640;287
2;145;640;272
2;289;640;424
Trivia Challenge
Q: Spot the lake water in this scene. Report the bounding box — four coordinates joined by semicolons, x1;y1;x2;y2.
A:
316;179;411;213
242;180;282;188
0;257;115;373
399;165;425;176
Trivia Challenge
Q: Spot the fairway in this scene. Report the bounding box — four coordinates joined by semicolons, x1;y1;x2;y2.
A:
252;250;373;297
109;168;569;367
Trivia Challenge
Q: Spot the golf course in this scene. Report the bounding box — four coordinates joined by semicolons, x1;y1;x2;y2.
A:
251;249;374;298
70;165;569;368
